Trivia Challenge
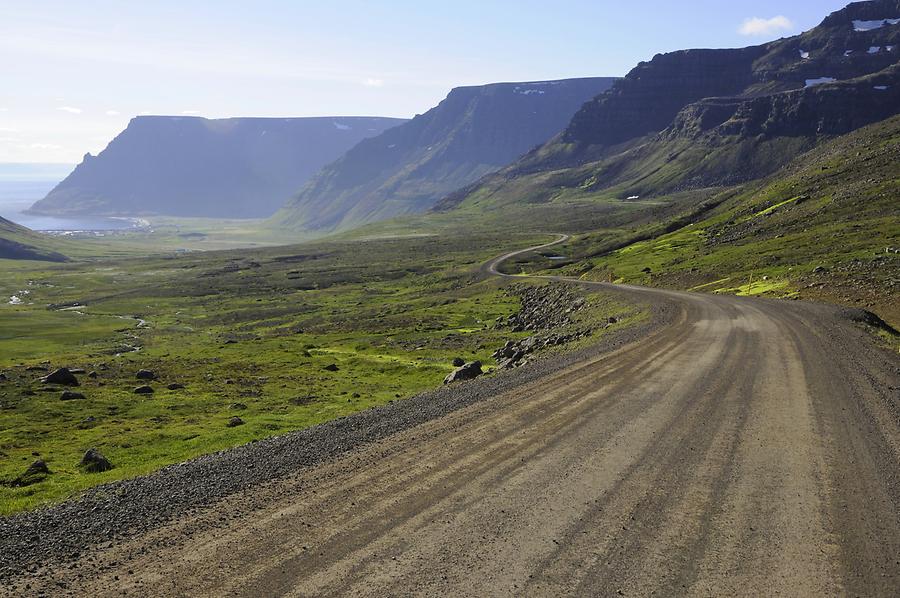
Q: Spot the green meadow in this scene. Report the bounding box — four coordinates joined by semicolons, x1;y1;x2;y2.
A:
0;232;634;514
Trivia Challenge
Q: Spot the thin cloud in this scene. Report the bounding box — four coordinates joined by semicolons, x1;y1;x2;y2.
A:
181;110;200;115
362;78;384;87
0;107;7;112
738;16;793;36
30;142;63;150
105;109;120;116
57;105;82;114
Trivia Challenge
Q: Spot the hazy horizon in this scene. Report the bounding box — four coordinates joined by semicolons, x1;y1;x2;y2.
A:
2;0;850;164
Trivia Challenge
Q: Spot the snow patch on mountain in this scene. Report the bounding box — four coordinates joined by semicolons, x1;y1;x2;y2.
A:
805;77;836;88
514;87;547;95
852;18;900;32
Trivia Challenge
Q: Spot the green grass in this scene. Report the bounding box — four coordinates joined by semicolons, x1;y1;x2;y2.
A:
0;232;633;514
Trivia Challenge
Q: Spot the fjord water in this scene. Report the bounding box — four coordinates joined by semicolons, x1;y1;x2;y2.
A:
0;179;134;231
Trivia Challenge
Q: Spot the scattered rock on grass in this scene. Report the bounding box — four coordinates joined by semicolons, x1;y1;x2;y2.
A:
9;460;51;487
444;361;483;385
79;448;113;473
41;368;79;386
135;369;156;380
323;364;339;372
133;385;154;395
167;383;185;390
77;416;98;429
452;357;466;367
60;390;86;401
227;416;245;427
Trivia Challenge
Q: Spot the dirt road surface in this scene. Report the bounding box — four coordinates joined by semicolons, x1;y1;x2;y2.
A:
5;239;900;597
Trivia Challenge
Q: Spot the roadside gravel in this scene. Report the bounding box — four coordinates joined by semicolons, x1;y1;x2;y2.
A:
0;287;673;583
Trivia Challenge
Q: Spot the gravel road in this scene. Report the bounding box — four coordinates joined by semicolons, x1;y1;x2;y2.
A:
2;238;898;597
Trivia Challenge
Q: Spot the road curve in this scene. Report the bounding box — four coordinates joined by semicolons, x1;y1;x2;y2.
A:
8;237;900;597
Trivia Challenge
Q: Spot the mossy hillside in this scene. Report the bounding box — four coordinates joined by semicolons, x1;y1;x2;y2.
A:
522;115;900;326
0;232;632;514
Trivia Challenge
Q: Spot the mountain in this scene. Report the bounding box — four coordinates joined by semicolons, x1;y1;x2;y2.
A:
0;217;68;262
438;0;900;212
562;113;900;327
271;77;617;231
28;116;406;219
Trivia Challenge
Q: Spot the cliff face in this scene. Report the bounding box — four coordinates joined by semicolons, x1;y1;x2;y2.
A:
272;78;617;231
666;63;900;140
29;116;405;219
563;47;765;148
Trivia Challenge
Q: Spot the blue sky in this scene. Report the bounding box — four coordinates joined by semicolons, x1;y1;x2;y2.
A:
1;0;851;163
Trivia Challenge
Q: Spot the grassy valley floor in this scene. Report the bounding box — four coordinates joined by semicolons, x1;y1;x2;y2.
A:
0;232;640;514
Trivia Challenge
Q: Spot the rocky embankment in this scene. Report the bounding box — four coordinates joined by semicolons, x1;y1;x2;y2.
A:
491;284;621;370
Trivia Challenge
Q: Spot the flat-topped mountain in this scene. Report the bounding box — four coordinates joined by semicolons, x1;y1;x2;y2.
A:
272;77;616;231
29;116;406;219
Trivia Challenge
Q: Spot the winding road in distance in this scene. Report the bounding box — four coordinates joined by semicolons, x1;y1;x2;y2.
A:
13;237;900;597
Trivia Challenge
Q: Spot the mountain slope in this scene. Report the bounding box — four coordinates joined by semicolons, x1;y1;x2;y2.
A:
0;218;68;262
29;116;406;219
557;113;900;327
438;0;900;213
272;78;616;231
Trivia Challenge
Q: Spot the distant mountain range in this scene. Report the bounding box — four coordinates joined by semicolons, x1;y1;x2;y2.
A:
271;77;616;231
28;116;406;219
437;0;900;213
6;0;900;270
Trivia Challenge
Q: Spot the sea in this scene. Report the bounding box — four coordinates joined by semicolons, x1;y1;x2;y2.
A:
0;167;137;232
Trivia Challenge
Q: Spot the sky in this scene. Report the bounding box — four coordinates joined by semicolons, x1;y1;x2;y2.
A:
1;0;852;164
